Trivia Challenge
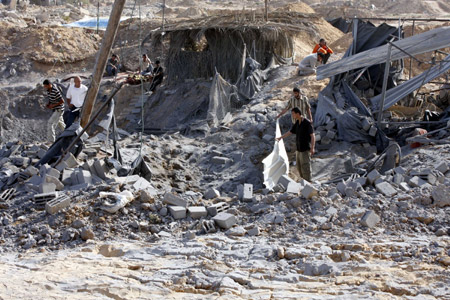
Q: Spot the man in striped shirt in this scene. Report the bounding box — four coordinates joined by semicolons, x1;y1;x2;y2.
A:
43;79;65;142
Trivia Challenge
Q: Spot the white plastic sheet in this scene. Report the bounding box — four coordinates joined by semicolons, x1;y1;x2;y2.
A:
262;120;289;190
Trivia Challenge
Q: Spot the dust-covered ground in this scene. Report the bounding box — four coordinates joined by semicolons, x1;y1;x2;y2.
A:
0;1;449;299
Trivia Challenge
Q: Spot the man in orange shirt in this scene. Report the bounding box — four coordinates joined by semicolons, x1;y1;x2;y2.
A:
313;38;333;64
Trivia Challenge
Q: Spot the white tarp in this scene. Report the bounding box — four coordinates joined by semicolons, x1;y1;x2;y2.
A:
64;16;130;30
262;120;289;190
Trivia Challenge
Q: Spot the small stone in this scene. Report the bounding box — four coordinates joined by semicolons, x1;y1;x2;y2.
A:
139;190;155;203
71;219;84;229
247;226;260;236
277;247;285;259
360;210;380;228
80;227;95;240
226;226;246;236
204;188;220;199
375;182;397;197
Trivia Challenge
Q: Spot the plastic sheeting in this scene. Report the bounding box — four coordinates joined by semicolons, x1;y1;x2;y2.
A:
371;54;450;111
207;72;240;127
262;120;289;190
64;17;130;30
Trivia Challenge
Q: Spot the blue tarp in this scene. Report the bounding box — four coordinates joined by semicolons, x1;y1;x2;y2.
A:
64;17;130;30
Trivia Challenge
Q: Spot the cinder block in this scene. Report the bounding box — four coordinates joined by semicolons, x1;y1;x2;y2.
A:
55;161;68;172
168;206;186;219
360;210;380;228
238;184;253;201
76;170;92;185
286;181;303;194
62;169;74;185
301;183;318;199
64;153;79;168
399;182;410;191
24;166;39;176
34;191;58;207
278;175;295;190
47;168;60;179
39;182;56;194
337;181;347;196
393;174;404;184
213;212;237;229
367;169;381;185
0;188;16;201
163;192;187;207
207;202;229;216
394;166;406;175
188;206;208;219
44;175;64;191
354;176;367;187
435;162;448;174
375;182;397;197
408;176;427;188
45;194;71;214
133;177;152;191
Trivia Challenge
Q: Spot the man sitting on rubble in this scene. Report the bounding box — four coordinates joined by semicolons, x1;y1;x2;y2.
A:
149;60;164;92
43;79;65;143
65;76;88;128
106;53;121;77
297;49;325;76
276;87;313;125
276;107;315;182
313;38;333;64
140;54;153;76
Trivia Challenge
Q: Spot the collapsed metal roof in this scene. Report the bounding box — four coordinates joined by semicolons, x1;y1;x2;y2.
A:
316;26;450;80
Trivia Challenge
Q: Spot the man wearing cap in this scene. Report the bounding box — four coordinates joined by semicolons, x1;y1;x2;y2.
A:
276;87;313;124
276;107;315;182
297;50;324;76
313;38;333;64
43;79;66;142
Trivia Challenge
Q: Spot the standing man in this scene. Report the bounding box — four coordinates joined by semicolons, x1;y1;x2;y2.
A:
276;107;315;182
276;87;313;124
65;76;88;128
297;50;325;76
313;38;333;64
43;79;65;142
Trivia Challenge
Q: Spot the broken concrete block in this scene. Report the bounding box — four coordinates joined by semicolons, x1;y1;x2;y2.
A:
362;118;371;131
278;175;295;190
399;182;410;192
394;166;406;175
163;193;187;207
393;174;404;185
47;168;60;179
321;136;331;145
238;184;253;201
337;181;347;196
133;177;152;191
369;125;377;137
45;194;71;215
44;175;64;191
39;182;56;194
207;202;229;216
63;153;79;168
93;160;108;180
408;176;427;188
187;206;208;219
435;162;448;174
23;165;39;176
367;169;381;185
326;130;336;140
62;169;74;185
34;191;58;207
354;176;367;187
213;212;237;229
0;188;16;202
55;161;68;172
204;188;220;199
360;210;380;228
375;182;397;197
37;149;46;159
431;185;450;208
345;187;357;198
286;181;303;194
76;170;92;185
211;156;231;164
301;183;319;199
168;206;186;220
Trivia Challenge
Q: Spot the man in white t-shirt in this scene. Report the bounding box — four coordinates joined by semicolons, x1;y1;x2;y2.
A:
297;50;325;76
65;76;88;128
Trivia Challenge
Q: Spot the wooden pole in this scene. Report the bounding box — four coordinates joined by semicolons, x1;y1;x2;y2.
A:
409;20;415;80
265;0;268;22
80;0;126;128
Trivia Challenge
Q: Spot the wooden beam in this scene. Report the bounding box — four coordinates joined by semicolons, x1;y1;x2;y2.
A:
80;0;126;128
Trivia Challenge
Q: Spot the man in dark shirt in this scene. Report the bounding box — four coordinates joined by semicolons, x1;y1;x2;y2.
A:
106;54;121;76
276;107;315;182
43;79;65;142
149;60;164;92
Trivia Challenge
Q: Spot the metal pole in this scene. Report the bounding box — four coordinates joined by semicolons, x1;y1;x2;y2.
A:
80;0;126;128
377;43;393;129
409;20;415;80
352;18;358;55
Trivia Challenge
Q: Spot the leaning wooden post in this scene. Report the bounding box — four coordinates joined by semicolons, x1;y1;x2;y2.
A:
80;0;126;128
377;43;393;129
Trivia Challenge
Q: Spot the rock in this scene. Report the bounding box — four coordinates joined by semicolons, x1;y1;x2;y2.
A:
226;226;246;236
163;192;187;207
408;176;427;188
247;226;260;236
80;227;95;240
159;207;168;216
204;188;220;199
303;263;334;276
139;190;155;203
213;212;237;229
211;156;231;164
277;247;285;259
71;219;84;229
284;247;310;259
435;161;448;174
301;182;318;199
431;185;450;207
367;169;381;185
360;210;380;228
